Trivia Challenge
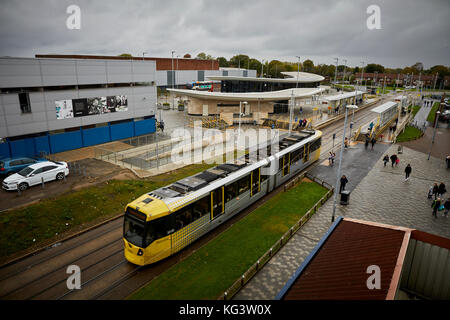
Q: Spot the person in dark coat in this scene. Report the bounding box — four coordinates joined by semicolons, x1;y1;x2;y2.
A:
340;175;348;193
365;137;369;150
390;154;397;167
432;183;439;200
432;198;441;218
370;137;376;150
383;154;389;167
444;198;450;217
404;164;412;181
438;182;447;198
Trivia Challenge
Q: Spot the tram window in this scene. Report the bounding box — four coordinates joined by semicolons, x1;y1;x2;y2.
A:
310;138;321;152
261;174;268;182
283;154;289;176
225;182;238;202
174;205;194;231
192;195;210;219
144;215;171;247
278;158;283;172
238;175;250;195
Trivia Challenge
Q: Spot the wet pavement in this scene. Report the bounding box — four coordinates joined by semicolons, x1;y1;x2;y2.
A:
234;137;450;300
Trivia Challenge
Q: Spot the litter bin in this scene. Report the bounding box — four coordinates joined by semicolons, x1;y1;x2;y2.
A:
340;190;350;205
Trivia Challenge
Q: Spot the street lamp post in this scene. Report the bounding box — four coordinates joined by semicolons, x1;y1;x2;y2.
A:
428;109;441;160
331;104;358;222
342;59;347;84
142;52;147;61
296;56;301;89
238;101;248;143
171;50;175;109
334;58;339;85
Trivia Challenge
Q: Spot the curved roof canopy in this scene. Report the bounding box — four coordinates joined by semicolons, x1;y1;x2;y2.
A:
281;71;325;82
167;87;326;102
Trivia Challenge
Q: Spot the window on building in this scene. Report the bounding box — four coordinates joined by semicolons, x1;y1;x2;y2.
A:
19;92;31;113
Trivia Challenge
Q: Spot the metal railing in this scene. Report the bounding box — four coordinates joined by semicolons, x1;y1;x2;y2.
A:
218;171;334;300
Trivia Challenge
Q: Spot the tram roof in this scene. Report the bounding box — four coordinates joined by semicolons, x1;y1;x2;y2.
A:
145;130;321;212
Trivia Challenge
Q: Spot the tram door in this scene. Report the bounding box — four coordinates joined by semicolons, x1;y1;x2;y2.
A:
250;168;260;196
282;154;290;176
303;144;310;162
211;187;224;220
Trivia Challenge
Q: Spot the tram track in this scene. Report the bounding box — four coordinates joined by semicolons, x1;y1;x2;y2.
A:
0;97;390;300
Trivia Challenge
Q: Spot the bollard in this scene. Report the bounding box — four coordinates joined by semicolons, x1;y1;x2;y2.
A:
256;260;260;271
241;275;245;286
224;292;227;301
41;177;45;189
17;183;21;196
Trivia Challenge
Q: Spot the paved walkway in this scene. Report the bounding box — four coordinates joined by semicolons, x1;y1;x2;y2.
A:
234;143;450;300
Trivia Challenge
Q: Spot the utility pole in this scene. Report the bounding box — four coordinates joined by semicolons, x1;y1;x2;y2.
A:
342;59;347;84
334;58;339;85
296;56;301;89
289;91;294;136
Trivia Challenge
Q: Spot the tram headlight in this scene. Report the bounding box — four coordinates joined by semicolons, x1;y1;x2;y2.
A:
137;249;144;256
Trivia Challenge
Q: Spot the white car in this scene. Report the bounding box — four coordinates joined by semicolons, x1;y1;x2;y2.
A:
2;161;69;191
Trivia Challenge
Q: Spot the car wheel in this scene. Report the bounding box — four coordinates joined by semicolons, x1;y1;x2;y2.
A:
18;183;28;191
56;172;65;180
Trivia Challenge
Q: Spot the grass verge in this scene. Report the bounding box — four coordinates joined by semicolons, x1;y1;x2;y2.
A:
396;126;423;142
427;101;440;123
129;180;328;300
0;162;216;260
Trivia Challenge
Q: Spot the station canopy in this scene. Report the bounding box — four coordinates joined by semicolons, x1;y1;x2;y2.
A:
323;91;365;102
371;101;398;114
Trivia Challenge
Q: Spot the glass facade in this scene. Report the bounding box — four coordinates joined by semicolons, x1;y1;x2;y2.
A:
220;80;319;93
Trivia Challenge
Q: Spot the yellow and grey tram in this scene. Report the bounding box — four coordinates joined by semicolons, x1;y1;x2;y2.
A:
123;130;322;265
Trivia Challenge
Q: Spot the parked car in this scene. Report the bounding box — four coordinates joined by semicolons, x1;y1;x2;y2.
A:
0;157;47;178
2;161;69;191
439;110;450;122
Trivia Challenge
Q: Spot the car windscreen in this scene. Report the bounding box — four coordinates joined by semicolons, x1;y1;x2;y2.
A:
17;167;34;177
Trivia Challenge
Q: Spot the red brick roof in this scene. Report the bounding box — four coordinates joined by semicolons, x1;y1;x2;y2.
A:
281;219;410;300
34;54;219;71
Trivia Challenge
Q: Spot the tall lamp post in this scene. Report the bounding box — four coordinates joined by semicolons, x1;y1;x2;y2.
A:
331;104;358;222
428;109;441;160
334;58;339;85
238;101;248;143
171;50;176;109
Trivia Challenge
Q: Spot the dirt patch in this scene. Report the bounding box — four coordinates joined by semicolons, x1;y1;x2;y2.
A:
0;158;136;212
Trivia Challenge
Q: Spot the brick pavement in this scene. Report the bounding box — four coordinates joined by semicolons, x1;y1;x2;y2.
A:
234;143;450;300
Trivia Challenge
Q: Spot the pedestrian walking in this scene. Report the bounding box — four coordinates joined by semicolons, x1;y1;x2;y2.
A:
432;183;439;200
438;182;447;198
446;155;450;169
432;198;441;218
365;137;369;150
344;137;349;148
370;137;376;150
390;154;397;167
340;175;348;193
404;164;412;181
444;198;450;218
395;157;400;167
383;154;389;167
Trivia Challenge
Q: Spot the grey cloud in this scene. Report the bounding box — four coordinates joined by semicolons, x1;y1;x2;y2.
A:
0;0;448;68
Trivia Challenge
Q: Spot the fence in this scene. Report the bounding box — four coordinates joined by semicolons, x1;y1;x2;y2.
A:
218;171;334;300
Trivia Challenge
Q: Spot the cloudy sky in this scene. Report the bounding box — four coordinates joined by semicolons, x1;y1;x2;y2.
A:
0;0;448;69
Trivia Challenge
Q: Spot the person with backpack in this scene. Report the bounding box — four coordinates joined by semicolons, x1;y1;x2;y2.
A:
390;154;397;167
432;183;439;200
432;198;441;218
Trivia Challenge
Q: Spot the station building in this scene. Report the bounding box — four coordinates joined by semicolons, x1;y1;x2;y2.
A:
168;71;327;125
0;56;158;159
0;55;255;159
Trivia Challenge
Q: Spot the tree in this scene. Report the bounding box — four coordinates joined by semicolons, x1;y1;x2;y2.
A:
196;52;213;60
118;53;132;57
302;59;314;72
230;54;250;68
183;53;191;58
412;62;423;73
365;63;385;73
217;57;229;67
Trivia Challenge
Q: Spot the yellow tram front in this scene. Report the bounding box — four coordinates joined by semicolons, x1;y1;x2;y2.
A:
123;194;172;266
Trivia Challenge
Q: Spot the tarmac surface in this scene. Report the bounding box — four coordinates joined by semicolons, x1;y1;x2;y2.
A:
234;135;450;300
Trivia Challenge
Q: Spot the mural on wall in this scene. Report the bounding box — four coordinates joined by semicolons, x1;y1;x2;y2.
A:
55;95;128;120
